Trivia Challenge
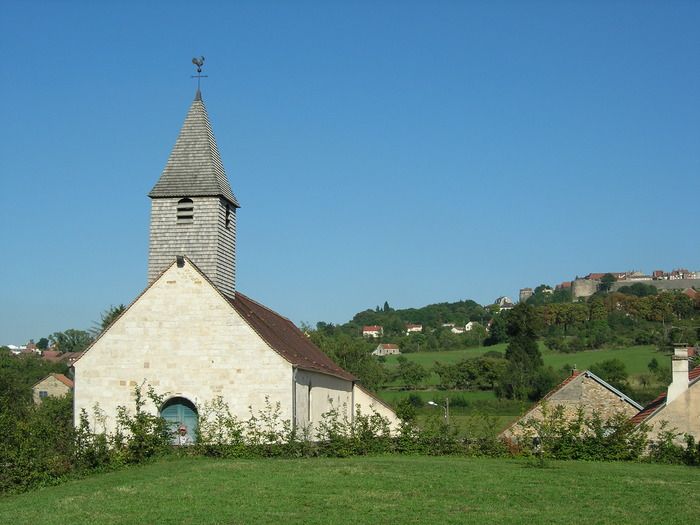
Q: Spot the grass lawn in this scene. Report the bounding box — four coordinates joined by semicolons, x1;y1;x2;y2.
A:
1;456;697;524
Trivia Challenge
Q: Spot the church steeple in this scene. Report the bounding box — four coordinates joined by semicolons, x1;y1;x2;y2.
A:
149;91;239;207
147;90;239;298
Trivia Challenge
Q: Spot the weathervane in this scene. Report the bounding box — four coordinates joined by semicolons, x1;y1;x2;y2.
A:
191;56;207;90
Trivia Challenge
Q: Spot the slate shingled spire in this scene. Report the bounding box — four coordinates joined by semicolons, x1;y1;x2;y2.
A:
149;91;239;207
147;90;239;298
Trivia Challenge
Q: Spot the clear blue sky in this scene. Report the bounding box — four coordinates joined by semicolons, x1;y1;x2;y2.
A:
1;1;698;344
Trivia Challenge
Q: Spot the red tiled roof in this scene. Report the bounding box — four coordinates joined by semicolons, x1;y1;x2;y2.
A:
363;325;382;332
631;365;700;425
229;293;356;381
42;350;62;362
378;344;399;350
52;373;74;389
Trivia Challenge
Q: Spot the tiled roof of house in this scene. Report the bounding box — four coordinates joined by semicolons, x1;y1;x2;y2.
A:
229;292;356;381
631;365;700;425
363;325;382;332
149;91;239;207
378;344;399;350
51;373;74;388
42;350;62;362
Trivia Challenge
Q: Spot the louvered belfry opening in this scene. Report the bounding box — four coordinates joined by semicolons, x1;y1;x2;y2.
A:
147;90;240;298
177;198;194;223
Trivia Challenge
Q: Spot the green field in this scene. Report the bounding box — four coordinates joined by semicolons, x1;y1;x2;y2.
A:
1;456;696;524
382;344;662;387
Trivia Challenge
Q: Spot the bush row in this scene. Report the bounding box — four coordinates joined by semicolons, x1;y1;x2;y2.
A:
2;385;699;495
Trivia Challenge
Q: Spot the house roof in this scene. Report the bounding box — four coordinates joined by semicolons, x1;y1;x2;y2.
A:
631;365;700;425
52;373;74;388
377;344;399;350
228;292;356;381
149;91;239;207
502;370;642;434
363;325;382;331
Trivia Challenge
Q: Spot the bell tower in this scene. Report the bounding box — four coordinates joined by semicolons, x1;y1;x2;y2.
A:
147;88;240;298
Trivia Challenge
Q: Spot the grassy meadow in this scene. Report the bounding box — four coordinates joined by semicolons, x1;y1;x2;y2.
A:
1;456;696;525
381;343;661;377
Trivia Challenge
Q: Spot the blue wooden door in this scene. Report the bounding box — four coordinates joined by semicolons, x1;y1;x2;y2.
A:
160;398;198;443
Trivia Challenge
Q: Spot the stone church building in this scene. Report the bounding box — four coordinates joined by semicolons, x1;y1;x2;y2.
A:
73;88;397;441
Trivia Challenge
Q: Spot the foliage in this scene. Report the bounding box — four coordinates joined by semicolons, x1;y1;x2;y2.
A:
112;384;172;464
514;405;650;461
433;356;506;390
0;394;76;493
307;332;386;391
600;273;617;292
497;304;548;400
617;283;658;297
49;329;93;353
395;356;429;389
589;359;629;391
91;304;126;336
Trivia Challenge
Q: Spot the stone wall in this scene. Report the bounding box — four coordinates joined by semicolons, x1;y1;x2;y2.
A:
74;261;290;434
610;278;700;293
571;279;599;300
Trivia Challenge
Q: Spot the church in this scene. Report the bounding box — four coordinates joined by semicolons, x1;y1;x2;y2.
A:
73;85;397;441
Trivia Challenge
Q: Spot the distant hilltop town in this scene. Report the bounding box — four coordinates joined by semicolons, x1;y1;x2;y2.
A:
520;268;700;302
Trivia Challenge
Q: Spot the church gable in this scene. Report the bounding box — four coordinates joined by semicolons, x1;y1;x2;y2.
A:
74;258;293;430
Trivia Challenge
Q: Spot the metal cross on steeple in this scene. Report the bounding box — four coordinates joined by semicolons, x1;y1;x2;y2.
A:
191;56;208;91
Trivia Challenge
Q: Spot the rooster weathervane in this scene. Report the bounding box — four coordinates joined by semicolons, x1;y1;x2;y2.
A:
191;56;207;90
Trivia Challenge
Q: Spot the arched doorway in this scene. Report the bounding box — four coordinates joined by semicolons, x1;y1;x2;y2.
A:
160;397;198;444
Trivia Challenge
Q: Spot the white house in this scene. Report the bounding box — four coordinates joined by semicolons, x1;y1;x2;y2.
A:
362;325;383;338
372;343;401;357
405;323;423;335
73;87;398;441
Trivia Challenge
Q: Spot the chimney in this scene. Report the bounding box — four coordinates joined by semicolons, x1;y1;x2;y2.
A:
666;345;689;404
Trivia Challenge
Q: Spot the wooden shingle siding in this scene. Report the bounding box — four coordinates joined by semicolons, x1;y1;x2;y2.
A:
148;196;235;297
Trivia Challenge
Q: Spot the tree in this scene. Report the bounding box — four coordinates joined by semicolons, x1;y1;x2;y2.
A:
36;337;50;350
590;359;628;391
307;332;387;391
497;304;545;400
600;273;617;292
92;304;126;336
484;315;507;346
49;329;93;353
396;357;428;389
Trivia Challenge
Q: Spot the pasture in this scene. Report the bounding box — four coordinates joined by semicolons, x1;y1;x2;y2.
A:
0;456;695;524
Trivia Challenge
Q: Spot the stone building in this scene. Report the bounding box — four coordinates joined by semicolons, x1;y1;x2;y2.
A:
500;370;642;441
73;87;397;441
631;346;700;443
33;373;73;404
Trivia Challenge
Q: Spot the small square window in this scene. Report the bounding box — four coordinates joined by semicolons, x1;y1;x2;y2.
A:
39;391;48;399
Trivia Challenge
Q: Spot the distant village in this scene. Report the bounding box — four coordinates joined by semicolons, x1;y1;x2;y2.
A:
522;267;700;302
363;267;699;357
